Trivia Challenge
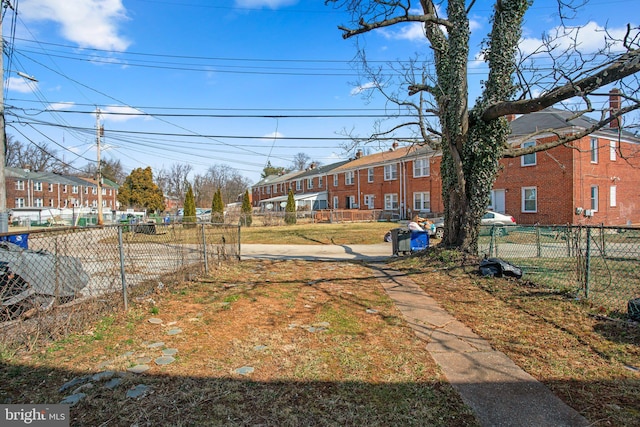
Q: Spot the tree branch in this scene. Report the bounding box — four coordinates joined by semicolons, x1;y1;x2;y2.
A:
338;13;452;39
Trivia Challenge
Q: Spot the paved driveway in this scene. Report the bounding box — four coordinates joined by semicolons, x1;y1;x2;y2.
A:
240;243;393;262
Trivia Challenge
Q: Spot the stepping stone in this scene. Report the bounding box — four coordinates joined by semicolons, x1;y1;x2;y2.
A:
92;371;116;382
167;328;182;335
59;376;91;393
235;366;254;375
148;318;163;324
127;364;150;374
167;321;178;326
122;351;135;357
126;384;150;399
104;378;123;390
366;308;378;314
162;348;178;356
253;345;267;351
155;356;175;365
135;357;152;364
146;342;165;348
60;393;86;406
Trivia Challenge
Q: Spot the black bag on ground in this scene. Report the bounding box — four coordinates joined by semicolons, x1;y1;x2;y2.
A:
629;298;640;321
479;257;523;279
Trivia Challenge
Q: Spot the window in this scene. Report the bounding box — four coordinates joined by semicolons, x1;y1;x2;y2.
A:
296;180;302;191
34;182;43;192
84;187;89;194
590;186;599;211
102;188;107;195
384;164;398;181
384;194;398;210
307;178;313;189
63;185;67;193
413;192;431;212
332;196;339;209
72;185;79;194
413;158;430;177
318;176;323;188
333;174;338;187
590;138;598;163
15;198;25;208
368;168;374;183
92;200;98;208
345;171;354;185
48;183;53;192
34;198;43;207
364;194;375;209
49;199;54;207
521;141;536;166
610;140;617;161
522;187;537;212
610;185;617;207
15;180;24;191
92;187;97;195
347;195;356;208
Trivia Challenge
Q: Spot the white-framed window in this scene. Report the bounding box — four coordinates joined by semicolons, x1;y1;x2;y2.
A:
92;187;97;195
15;180;24;191
590;138;598;163
332;196;339;209
521;141;536;166
590;185;599;212
266;186;271;195
84;187;89;194
384;164;398;181
92;200;98;208
413;158;430;177
610;140;617;161
364;194;375;209
368;168;374;183
49;199;54;207
610;185;617;207
15;198;25;208
48;183;53;192
102;188;107;195
296;180;302;191
333;174;338;187
522;187;537;213
307;178;313;189
384;193;398;210
63;185;67;193
34;198;43;207
413;192;431;212
345;171;354;185
34;182;43;192
72;185;79;194
318;176;323;188
347;195;356;208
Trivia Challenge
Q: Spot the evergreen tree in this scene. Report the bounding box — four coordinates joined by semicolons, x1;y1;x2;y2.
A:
284;189;296;225
211;187;224;223
183;184;196;226
117;167;165;213
240;189;252;227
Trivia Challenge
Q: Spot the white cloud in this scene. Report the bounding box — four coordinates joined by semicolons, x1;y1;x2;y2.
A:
100;105;144;122
520;21;638;56
20;0;130;50
47;101;76;110
263;131;285;139
350;81;379;96
234;0;297;9
6;76;38;93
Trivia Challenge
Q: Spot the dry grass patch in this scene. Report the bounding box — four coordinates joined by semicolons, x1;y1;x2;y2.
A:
1;259;478;426
391;249;640;427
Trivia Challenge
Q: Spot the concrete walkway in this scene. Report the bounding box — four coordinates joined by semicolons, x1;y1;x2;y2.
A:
369;263;590;427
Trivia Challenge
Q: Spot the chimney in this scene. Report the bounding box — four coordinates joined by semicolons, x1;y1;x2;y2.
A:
609;88;621;129
356;149;363;159
390;141;399;151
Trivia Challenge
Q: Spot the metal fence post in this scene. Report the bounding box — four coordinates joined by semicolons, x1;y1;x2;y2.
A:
585;226;591;299
489;226;496;257
118;225;128;310
201;223;208;275
536;225;541;258
237;223;242;260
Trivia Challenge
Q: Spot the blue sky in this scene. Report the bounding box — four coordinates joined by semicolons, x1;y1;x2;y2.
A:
3;0;638;184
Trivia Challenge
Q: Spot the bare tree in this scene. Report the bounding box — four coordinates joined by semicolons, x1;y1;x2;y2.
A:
6;136;62;172
193;164;251;208
328;0;640;252
291;152;311;171
156;163;193;203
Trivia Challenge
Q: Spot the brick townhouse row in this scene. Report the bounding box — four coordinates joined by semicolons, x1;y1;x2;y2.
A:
5;167;119;211
252;91;640;226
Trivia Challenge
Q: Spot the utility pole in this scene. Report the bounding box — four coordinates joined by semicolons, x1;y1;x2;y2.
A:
0;1;9;232
96;108;104;225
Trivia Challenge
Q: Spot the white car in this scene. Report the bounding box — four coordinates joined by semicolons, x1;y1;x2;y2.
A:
481;211;516;225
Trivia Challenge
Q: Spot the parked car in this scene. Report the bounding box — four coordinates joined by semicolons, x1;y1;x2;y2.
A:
481;211;516;226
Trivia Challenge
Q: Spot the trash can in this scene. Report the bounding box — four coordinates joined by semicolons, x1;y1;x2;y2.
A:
391;228;411;255
410;230;429;251
0;234;29;249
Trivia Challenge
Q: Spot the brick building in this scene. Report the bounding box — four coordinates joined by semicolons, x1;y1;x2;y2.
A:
5;167;119;211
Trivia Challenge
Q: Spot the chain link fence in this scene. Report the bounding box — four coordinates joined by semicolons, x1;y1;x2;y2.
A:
0;223;239;350
478;224;640;315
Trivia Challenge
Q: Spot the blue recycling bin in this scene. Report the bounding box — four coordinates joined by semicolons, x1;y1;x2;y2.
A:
1;234;29;249
410;230;429;251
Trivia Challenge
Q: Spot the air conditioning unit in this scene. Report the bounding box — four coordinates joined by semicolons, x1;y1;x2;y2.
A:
584;209;594;217
575;207;583;215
